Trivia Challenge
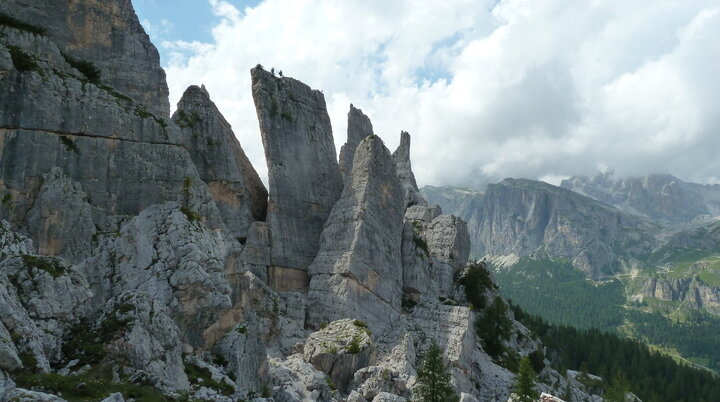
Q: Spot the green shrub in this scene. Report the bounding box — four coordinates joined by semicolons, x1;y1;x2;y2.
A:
325;376;336;391
346;335;362;354
174;110;201;128
8;46;38;72
413;234;429;254
21;255;65;278
414;340;459;402
352;320;368;329
528;349;545;373
181;207;202;222
459;261;496;309
0;13;45;35
59;135;79;153
184;362;234;395
62;53;101;83
475;296;513;360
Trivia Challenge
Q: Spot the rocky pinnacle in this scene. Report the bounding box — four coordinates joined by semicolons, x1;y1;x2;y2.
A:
251;67;343;274
173;85;268;240
339;104;374;180
393;131;427;208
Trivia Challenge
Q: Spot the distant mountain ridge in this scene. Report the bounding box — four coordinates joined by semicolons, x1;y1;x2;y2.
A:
423;178;658;277
560;172;720;224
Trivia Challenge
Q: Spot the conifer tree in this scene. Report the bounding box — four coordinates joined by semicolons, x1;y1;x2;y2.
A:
414;340;459;402
513;356;539;402
604;371;629;402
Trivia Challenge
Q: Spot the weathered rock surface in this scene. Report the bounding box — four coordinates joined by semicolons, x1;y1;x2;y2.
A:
339;104;374;180
392;131;426;208
303;319;376;392
0;21;225;261
0;232;93;373
4;0;170;114
173;85;268;240
99;292;190;391
251;66;343;273
307;135;405;329
78;202;235;349
24;168;95;263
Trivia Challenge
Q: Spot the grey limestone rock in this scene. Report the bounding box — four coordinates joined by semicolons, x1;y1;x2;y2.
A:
269;354;340;402
303;319;376;392
392;132;426;208
251;67;343;273
0;24;227;261
173;85;268;240
340;104;374;180
3;0;170;115
79;202;235;349
215;321;268;396
100;292;190;392
425;215;471;296
307;135;405;329
24;168;95;263
0;233;93;373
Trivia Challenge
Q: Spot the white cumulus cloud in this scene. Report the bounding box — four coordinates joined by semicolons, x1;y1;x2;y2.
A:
161;0;720;188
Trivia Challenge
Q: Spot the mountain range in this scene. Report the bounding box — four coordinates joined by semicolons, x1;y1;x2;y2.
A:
422;174;720;371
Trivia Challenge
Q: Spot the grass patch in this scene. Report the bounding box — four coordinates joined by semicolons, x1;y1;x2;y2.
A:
13;371;167;401
0;13;45;35
21;254;66;278
8;45;38;72
698;270;720;287
184;362;234;395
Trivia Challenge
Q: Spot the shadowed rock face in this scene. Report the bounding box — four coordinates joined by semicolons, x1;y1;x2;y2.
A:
3;0;170;115
339;104;374;180
307;135;405;329
173;85;268;240
251;67;343;273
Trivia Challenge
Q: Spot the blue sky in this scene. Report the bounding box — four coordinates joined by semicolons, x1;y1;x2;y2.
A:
134;0;260;66
132;0;720;188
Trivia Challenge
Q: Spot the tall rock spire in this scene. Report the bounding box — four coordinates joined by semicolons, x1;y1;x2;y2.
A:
173;85;268;240
393;131;427;208
251;67;343;287
307;135;405;329
339;104;374;180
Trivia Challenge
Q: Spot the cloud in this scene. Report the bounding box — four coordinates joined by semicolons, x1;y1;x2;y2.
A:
161;0;720;188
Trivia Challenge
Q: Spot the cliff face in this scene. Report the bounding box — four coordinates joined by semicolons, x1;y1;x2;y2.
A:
423;179;657;277
4;0;170;115
0;3;605;401
561;173;720;224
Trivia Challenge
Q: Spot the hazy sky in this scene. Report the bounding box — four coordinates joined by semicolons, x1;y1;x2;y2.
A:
135;0;720;188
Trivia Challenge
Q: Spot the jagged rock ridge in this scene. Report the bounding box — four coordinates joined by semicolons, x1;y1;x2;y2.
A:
0;3;606;401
